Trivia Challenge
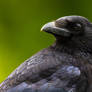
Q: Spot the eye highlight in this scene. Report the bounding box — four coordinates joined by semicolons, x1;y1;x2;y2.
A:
67;22;83;32
73;23;82;30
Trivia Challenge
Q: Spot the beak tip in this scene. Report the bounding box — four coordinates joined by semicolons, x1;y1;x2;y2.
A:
40;26;45;32
40;22;55;32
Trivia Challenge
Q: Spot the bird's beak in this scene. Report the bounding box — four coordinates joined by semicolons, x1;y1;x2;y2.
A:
41;22;70;37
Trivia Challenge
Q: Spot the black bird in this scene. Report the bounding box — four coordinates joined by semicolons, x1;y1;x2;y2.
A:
0;16;92;92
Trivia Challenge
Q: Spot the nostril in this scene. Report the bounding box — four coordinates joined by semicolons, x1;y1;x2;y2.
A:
55;19;67;28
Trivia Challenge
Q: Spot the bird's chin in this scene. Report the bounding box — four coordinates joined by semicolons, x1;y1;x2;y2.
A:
41;22;71;37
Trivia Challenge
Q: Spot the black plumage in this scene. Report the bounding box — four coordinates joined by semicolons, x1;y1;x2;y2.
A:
0;16;92;92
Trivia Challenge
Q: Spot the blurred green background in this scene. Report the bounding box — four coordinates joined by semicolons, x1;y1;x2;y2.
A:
0;0;92;82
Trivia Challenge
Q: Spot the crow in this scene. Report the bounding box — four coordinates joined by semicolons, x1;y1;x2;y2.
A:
0;16;92;92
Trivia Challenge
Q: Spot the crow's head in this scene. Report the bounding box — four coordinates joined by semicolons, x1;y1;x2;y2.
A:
41;16;92;50
41;16;92;37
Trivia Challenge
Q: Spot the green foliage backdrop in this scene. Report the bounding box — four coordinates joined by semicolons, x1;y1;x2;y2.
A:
0;0;92;82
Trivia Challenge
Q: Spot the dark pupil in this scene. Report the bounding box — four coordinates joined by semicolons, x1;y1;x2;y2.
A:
67;22;82;31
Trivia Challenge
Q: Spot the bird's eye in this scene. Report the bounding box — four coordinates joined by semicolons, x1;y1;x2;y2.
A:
67;22;82;32
73;23;82;30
